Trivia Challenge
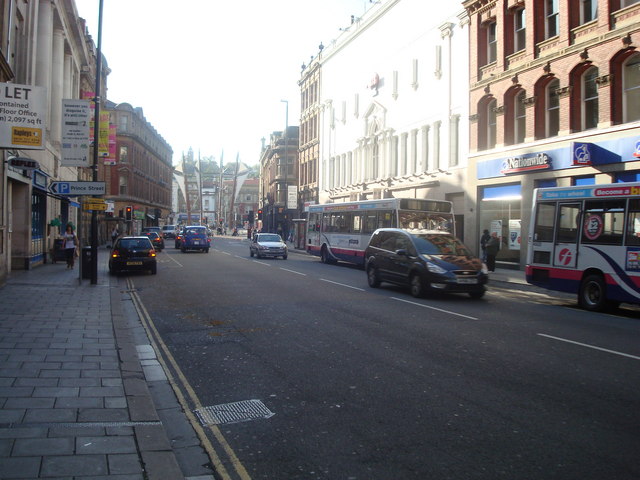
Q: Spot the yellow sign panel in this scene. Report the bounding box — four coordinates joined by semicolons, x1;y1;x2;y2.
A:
11;127;43;147
83;203;107;211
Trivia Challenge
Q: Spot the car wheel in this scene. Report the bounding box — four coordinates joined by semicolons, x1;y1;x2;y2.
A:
469;290;485;299
205;248;209;253
181;247;186;253
578;274;607;312
283;254;288;260
250;250;254;257
256;251;262;259
150;265;157;275
410;273;426;298
367;264;381;288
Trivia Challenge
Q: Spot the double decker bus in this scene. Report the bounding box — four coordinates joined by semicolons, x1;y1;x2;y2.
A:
526;182;640;311
307;198;454;266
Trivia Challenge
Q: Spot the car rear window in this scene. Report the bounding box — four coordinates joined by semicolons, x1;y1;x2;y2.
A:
119;238;152;249
186;227;206;235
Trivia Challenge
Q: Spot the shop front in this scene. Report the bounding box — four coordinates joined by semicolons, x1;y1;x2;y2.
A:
475;128;640;269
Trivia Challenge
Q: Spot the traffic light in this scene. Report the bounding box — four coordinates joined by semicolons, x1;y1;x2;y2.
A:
257;209;263;220
125;206;132;221
248;210;254;224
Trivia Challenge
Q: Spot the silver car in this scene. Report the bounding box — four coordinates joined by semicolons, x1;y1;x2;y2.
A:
250;233;288;259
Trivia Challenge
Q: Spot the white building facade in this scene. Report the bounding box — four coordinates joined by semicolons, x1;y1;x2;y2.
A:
316;0;472;241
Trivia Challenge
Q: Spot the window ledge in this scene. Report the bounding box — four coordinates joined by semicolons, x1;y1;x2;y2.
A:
612;2;640;29
571;20;599;45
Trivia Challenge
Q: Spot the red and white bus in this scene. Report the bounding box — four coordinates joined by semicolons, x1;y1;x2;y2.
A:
307;198;454;266
526;182;640;311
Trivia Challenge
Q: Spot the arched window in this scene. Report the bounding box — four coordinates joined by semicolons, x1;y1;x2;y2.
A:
582;67;599;130
514;90;526;144
624;55;640;123
487;98;497;149
546;79;560;137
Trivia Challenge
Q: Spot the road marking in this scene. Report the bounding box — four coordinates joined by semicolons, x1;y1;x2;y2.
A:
391;297;479;320
253;260;271;266
320;278;365;291
127;279;252;480
280;268;306;276
537;333;640;360
165;254;183;267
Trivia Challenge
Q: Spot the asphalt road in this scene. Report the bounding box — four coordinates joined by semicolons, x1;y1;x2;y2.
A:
129;236;640;480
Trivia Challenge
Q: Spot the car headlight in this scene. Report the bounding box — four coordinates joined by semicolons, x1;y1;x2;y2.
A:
426;262;447;274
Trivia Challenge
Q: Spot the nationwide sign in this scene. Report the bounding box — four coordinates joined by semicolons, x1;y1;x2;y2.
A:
0;83;46;149
48;181;105;196
501;153;551;175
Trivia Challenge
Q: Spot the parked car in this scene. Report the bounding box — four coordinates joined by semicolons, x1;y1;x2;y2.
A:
142;226;161;235
181;225;210;253
162;224;177;239
142;231;164;251
109;236;157;275
364;228;488;299
250;233;287;259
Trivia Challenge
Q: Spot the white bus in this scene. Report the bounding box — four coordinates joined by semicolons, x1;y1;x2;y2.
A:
526;182;640;311
307;198;455;266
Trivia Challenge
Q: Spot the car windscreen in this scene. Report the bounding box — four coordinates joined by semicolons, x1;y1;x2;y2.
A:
186;228;206;235
412;234;472;256
258;234;282;242
119;239;151;250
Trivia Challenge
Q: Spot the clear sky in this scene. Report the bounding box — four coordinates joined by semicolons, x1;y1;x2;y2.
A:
75;0;374;166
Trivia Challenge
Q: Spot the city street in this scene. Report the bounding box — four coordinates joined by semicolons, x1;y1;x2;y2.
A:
126;236;640;480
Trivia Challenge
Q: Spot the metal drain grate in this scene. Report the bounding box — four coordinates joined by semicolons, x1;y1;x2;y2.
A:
194;399;274;426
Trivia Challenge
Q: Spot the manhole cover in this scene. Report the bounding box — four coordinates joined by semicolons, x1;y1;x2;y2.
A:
194;399;274;426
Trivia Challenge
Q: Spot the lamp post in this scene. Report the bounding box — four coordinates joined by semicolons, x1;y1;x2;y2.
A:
280;99;288;239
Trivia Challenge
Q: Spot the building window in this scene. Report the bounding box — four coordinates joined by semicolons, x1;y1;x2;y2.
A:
119;175;128;195
487;21;497;64
119;115;128;132
514;90;526;144
546;0;559;38
581;0;597;23
624;55;640;123
546;79;560;137
620;0;639;8
487;99;497;149
583;67;599;130
119;146;128;163
514;8;526;52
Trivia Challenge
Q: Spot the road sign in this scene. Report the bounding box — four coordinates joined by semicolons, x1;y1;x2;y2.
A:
49;181;105;195
83;203;107;211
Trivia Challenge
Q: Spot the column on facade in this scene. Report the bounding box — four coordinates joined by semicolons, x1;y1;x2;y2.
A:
557;86;572;136
384;129;393;178
596;74;613;129
360;138;369;182
63;53;73;99
494;103;505;148
35;0;53;128
523;96;536;143
51;28;64;143
420;125;430;173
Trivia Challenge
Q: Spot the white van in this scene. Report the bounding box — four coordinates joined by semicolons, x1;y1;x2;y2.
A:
162;225;177;239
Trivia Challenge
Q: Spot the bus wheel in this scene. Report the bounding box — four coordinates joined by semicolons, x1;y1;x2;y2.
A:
321;247;330;264
579;274;607;312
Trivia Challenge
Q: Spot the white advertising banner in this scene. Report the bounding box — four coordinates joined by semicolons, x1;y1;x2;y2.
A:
0;83;46;149
287;185;297;210
61;99;91;166
509;219;521;250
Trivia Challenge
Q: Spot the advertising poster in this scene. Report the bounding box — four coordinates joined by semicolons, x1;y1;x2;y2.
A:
509;219;521;250
0;83;46;149
61;99;91;166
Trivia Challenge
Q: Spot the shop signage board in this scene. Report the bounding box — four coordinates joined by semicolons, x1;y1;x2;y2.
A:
61;99;91;167
0;83;46;149
49;181;105;195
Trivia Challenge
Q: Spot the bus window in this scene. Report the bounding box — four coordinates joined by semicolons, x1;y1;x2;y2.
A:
556;203;581;243
626;199;640;245
352;214;362;234
362;213;378;234
581;200;624;245
378;210;395;229
533;203;556;242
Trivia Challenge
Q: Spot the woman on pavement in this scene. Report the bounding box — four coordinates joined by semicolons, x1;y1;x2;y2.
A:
62;224;78;269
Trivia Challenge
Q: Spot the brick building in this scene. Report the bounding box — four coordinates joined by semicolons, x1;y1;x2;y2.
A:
464;0;640;267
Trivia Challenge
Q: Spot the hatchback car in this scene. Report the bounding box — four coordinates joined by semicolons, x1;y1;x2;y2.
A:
250;233;287;259
109;236;157;275
142;231;164;251
181;225;210;253
364;228;488;299
142;226;161;235
162;225;177;239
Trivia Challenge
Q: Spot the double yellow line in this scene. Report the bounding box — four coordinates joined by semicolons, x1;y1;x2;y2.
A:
127;278;252;480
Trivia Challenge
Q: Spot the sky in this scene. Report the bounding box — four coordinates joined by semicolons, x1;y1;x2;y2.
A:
75;0;375;167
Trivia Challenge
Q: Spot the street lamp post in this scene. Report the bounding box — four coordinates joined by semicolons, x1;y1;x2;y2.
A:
281;99;288;239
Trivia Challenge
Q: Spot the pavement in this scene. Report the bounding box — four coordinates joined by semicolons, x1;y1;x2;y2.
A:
0;240;527;480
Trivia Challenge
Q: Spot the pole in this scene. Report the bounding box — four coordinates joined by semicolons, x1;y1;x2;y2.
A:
228;153;239;231
183;154;191;225
198;151;203;225
90;0;104;285
218;151;224;230
281;99;288;239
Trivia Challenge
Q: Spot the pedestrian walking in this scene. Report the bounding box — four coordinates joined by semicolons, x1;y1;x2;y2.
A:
485;231;500;272
111;225;119;248
480;229;491;263
62;224;78;269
